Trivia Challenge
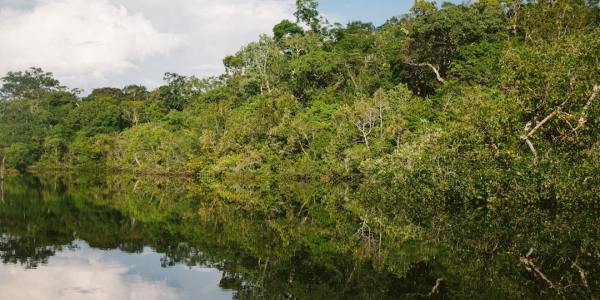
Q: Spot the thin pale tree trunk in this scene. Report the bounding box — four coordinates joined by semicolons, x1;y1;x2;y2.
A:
0;179;4;203
0;154;5;181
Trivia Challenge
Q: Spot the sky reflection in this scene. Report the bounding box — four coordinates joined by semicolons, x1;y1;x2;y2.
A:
0;241;233;300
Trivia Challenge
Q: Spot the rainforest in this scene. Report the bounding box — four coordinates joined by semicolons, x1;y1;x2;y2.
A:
0;1;599;299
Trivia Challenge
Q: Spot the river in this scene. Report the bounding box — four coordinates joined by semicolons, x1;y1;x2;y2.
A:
0;173;597;299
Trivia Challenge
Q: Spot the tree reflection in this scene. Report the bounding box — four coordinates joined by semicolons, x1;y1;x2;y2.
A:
0;173;597;299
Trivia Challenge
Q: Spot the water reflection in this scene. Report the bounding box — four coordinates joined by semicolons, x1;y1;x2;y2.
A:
0;240;232;300
0;174;433;299
0;173;597;299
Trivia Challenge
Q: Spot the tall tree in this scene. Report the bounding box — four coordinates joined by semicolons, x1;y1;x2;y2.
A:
409;0;437;16
273;20;305;42
0;68;66;100
295;0;322;33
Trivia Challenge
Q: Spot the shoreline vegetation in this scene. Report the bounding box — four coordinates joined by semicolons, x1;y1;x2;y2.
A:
27;166;196;178
0;1;599;299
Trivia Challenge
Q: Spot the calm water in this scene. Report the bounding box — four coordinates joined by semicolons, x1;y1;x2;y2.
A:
0;240;232;300
1;174;413;299
0;174;597;299
0;175;238;300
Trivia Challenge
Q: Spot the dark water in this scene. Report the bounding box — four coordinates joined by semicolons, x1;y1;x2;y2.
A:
0;175;236;300
0;174;597;299
2;174;411;300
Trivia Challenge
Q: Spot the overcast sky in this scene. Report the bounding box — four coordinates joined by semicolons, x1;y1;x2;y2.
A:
0;0;460;92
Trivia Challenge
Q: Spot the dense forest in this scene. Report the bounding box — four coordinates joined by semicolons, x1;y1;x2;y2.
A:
0;0;599;298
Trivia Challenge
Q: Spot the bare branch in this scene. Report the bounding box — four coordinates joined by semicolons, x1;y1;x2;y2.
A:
570;259;596;300
406;62;446;83
528;110;559;138
428;278;443;297
133;154;142;167
521;99;570;162
411;277;445;298
528;98;569;138
573;84;599;133
520;248;564;298
522;136;538;161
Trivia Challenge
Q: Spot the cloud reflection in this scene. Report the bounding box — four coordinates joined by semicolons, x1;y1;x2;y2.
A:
0;247;181;300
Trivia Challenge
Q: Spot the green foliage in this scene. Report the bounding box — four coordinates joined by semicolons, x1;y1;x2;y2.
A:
68;133;116;165
448;41;504;85
295;0;322;32
111;123;197;173
410;0;437;16
509;0;599;41
66;100;130;136
0;67;66;100
3;143;37;170
86;87;125;103
500;28;600;156
273;19;304;42
122;84;148;101
402;2;507;94
0;3;599;298
151;72;208;111
288;50;342;101
40;136;69;164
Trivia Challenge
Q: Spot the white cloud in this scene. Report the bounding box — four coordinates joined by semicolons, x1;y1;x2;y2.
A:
178;0;295;66
107;0;295;80
0;0;295;91
0;0;181;90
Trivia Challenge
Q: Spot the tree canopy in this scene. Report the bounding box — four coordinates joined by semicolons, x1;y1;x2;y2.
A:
0;1;598;298
0;67;66;100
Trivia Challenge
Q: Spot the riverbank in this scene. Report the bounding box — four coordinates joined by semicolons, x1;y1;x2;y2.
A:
0;168;19;180
27;165;196;179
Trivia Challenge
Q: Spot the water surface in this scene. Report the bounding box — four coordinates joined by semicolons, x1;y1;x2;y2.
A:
0;174;597;299
0;174;412;299
0;240;232;300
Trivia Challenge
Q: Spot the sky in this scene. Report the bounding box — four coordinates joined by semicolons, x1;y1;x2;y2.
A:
0;0;461;92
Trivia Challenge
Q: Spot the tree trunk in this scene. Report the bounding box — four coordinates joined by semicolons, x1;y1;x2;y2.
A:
0;153;4;203
362;131;370;150
0;154;5;181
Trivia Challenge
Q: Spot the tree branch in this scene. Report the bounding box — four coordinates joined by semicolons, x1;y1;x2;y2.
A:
521;98;569;162
412;277;444;298
520;135;538;162
573;84;599;133
528;98;569;138
528;110;558;138
520;248;564;298
570;259;596;300
406;62;446;83
428;278;443;297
